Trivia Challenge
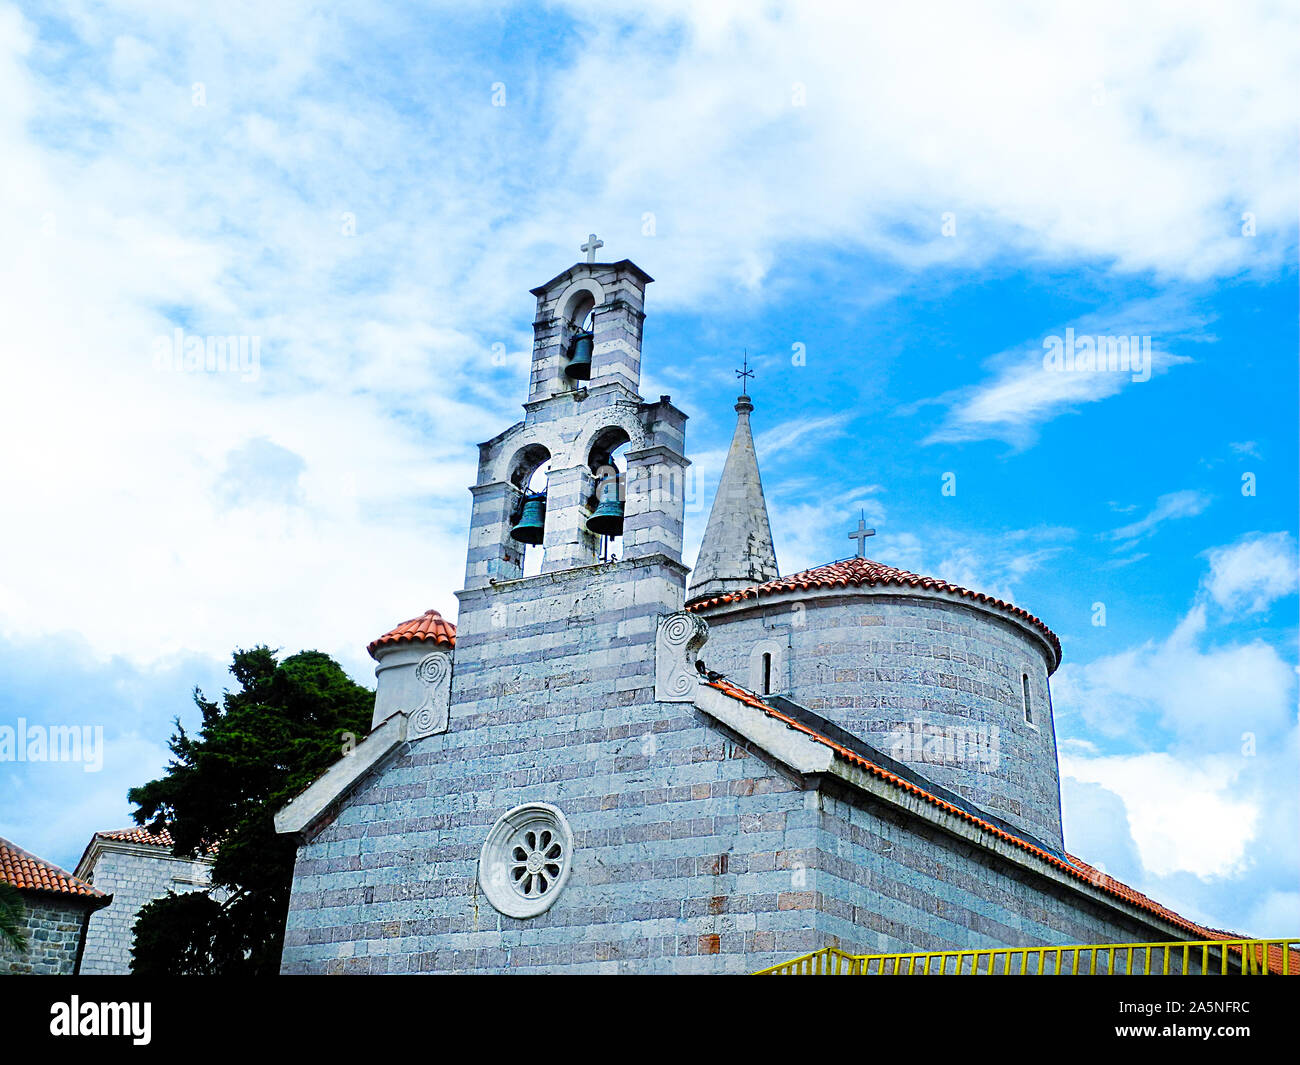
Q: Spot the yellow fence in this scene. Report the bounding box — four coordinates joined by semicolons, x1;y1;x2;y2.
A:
754;939;1300;975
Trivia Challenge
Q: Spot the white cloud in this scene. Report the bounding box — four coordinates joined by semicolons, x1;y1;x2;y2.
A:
1106;489;1213;545
1061;753;1257;878
883;525;1075;608
1053;602;1295;745
0;0;1296;678
918;298;1203;446
553;1;1299;293
1202;532;1297;616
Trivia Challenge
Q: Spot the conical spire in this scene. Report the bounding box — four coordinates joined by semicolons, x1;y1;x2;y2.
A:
688;393;779;601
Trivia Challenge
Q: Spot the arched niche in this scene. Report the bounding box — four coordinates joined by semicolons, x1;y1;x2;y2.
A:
584;425;632;557
556;278;605;327
508;443;552;490
748;639;786;696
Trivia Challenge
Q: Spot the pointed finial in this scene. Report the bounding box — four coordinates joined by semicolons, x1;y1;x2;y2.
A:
736;349;754;389
734;350;755;413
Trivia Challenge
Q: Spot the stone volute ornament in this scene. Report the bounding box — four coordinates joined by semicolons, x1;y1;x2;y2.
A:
655;611;709;701
366;608;457;736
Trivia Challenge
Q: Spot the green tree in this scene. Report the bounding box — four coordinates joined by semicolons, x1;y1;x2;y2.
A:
0;882;27;954
128;646;372;975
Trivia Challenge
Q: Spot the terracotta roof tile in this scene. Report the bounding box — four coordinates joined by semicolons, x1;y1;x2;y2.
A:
688;556;1061;665
96;827;218;856
704;678;1213;940
0;835;105;899
367;608;457;658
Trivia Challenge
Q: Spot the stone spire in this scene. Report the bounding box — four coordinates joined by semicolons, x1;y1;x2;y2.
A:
688;393;780;601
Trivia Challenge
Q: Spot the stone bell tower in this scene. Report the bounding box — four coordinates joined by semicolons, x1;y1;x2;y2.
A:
454;244;691;698
462;250;688;588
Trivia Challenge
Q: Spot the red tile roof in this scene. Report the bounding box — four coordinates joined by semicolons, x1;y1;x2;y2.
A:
367;608;457;658
704;677;1223;943
687;556;1061;665
0;836;105;900
95;827;218;856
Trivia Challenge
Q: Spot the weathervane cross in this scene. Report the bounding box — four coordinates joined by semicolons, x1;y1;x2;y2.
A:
736;349;754;389
848;510;876;558
581;233;604;262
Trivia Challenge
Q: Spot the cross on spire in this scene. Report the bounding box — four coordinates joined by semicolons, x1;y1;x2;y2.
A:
580;233;604;262
736;349;754;390
848;510;876;558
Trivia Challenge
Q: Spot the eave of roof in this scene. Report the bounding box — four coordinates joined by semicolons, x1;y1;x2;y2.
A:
0;835;107;902
529;258;654;295
703;677;1209;939
688;555;1061;668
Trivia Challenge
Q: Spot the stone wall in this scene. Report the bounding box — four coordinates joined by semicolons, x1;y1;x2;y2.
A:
1;895;95;975
811;781;1206;971
79;845;215;975
282;553;835;973
281;554;1180;974
698;592;1065;851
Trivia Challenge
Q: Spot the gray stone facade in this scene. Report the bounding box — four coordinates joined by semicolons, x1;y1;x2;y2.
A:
815;784;1163;958
1;896;98;975
277;255;1208;974
76;838;215;975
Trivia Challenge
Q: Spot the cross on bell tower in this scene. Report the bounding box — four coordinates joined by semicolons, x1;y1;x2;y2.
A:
461;250;689;592
580;233;604;262
848;511;876;558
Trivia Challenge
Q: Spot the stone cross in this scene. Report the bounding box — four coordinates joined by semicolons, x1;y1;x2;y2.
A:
848;512;876;557
581;233;604;262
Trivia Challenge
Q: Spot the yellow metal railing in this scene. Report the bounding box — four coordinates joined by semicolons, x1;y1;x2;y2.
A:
754;938;1300;975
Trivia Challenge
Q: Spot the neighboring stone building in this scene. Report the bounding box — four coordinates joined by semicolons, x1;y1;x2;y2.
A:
74;827;218;975
274;251;1259;974
0;834;109;975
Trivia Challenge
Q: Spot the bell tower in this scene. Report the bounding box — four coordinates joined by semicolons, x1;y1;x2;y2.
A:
459;246;690;593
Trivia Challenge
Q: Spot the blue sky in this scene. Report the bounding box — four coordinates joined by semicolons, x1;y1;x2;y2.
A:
0;1;1296;937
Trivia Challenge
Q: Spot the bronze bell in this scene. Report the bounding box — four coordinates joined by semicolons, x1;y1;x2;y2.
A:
510;492;547;545
586;498;624;537
564;330;593;381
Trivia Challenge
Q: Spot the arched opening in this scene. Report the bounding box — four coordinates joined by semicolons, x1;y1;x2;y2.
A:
1021;672;1032;724
507;444;552;577
560;290;597;386
749;640;785;696
586;426;631;561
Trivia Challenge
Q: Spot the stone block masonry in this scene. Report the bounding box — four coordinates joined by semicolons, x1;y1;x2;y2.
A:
78;844;216;975
1;897;96;975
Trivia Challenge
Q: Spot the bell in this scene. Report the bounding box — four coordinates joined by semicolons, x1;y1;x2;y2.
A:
586;498;625;537
564;331;593;381
510;492;547;545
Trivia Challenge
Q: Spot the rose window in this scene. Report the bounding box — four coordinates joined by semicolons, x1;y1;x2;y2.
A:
479;803;574;918
509;825;565;900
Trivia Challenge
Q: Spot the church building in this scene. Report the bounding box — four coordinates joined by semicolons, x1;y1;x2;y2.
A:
274;250;1241;974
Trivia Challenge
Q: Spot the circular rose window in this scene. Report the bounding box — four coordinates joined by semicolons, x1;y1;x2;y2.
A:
478;803;573;918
